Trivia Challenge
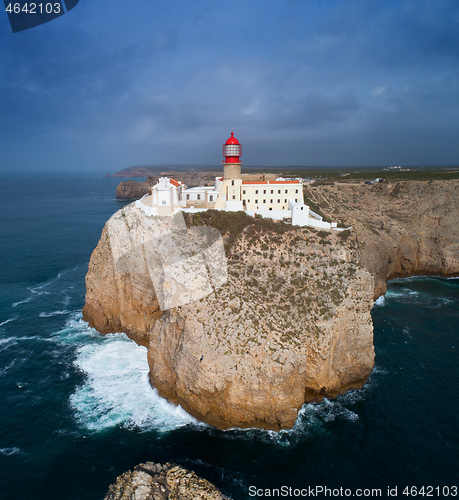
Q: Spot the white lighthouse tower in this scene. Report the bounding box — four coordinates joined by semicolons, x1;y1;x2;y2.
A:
221;131;243;211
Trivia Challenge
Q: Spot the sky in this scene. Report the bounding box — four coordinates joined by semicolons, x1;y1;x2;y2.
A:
1;0;458;172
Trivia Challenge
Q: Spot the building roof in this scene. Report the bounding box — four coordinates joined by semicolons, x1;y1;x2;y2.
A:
225;131;240;145
169;178;181;187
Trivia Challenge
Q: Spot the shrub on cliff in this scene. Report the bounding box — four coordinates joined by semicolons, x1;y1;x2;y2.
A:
338;229;351;241
184;210;293;238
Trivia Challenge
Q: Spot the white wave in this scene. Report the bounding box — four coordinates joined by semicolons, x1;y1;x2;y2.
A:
69;332;196;432
374;295;385;306
12;294;39;307
62;291;72;307
39;310;69;318
0;447;25;456
371;364;388;376
12;268;77;308
307;397;360;423
386;288;419;299
217;387;368;447
0;337;18;352
0;360;15;376
0;316;18;327
60;313;368;438
51;313;101;345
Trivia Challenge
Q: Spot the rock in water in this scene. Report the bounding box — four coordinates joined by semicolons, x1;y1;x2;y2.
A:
116;178;158;200
83;205;374;430
105;462;231;500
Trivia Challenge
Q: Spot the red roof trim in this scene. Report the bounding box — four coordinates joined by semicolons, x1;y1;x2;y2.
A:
169;178;181;187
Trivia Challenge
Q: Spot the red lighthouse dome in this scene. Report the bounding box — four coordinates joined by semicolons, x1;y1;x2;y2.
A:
223;131;242;164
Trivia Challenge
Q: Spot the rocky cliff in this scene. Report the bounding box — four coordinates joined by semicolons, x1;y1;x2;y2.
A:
116;177;158;200
105;462;230;500
84;179;459;429
307;179;459;298
83;206;374;430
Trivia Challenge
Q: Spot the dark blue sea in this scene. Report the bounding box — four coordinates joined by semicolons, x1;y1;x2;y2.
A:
0;174;458;499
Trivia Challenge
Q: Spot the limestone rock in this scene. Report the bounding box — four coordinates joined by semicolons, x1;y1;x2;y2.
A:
83;205;374;429
308;179;459;298
116;178;157;200
104;462;230;500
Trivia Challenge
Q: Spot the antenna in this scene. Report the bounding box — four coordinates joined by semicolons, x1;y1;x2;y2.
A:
232;121;233;133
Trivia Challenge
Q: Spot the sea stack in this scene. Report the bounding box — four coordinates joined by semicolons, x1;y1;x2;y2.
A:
83;202;375;430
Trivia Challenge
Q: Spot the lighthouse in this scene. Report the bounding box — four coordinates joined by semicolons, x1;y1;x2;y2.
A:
223;131;242;181
219;131;243;210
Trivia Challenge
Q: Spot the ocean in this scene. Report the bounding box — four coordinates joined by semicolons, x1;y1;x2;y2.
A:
0;173;458;499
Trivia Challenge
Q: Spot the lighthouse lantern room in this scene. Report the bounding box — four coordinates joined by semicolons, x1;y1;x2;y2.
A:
223;131;242;182
223;131;242;163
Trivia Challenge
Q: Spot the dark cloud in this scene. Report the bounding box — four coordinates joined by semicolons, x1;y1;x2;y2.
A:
0;0;458;172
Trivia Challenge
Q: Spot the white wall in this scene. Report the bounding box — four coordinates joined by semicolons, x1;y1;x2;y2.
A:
246;209;290;221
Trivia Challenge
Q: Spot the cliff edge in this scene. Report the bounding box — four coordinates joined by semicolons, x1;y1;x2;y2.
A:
83;207;374;429
307;179;459;298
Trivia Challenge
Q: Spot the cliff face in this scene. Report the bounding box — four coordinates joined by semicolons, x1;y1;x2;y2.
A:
308;179;459;298
83;205;374;430
115;177;158;200
105;462;230;500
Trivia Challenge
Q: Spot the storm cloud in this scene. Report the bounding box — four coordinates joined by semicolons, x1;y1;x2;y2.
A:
0;0;458;172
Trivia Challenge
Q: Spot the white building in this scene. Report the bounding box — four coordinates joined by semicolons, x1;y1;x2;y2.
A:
136;132;341;230
135;177;184;217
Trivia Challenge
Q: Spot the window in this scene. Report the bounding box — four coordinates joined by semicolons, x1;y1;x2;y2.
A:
186;194;190;200
209;195;213;201
270;190;273;194
197;194;201;200
255;190;259;194
263;189;266;194
263;199;266;203
278;189;281;194
284;199;287;203
285;189;288;194
277;199;280;203
243;190;246;194
270;199;273;203
233;195;235;200
255;199;258;203
247;199;250;203
269;207;272;211
295;199;298;203
162;200;166;205
232;180;234;186
243;200;246;205
295;189;298;194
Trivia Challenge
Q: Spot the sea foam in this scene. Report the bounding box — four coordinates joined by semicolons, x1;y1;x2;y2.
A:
374;295;385;307
0;447;26;457
67;324;195;432
0;316;18;327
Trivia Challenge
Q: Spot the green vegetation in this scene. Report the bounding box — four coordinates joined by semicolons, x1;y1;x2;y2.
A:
338;229;351;241
242;165;459;183
185;210;293;237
